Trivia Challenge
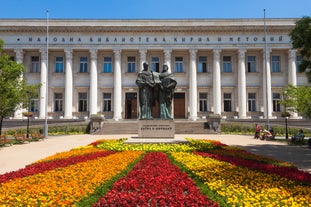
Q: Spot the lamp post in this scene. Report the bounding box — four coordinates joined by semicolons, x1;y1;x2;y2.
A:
285;116;289;139
26;91;32;138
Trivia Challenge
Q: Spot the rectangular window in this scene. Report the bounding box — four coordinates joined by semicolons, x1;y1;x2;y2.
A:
54;93;63;112
31;56;40;73
248;93;256;112
55;57;64;73
30;98;39;112
296;56;302;72
151;57;160;72
79;57;88;73
127;57;136;73
78;93;88;112
103;93;112;112
103;57;112;73
273;93;281;112
174;57;184;73
247;56;256;72
223;56;232;73
198;56;207;73
199;93;208;112
223;93;232;112
271;56;280;72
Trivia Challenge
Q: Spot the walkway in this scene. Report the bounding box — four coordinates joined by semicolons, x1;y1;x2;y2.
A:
0;134;310;174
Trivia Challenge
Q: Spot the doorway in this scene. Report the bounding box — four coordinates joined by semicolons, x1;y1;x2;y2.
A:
173;93;186;119
125;93;137;119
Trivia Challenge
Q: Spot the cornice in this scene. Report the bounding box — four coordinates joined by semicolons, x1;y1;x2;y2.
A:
0;18;296;34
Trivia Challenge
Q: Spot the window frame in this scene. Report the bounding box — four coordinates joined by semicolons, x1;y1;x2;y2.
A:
248;93;257;112
79;57;88;73
247;56;256;72
78;93;88;112
174;57;184;73
31;56;40;73
103;93;112;112
127;56;136;73
103;56;113;73
271;55;281;72
222;56;232;73
55;56;64;73
199;93;208;112
223;93;232;112
198;56;208;73
54;93;63;112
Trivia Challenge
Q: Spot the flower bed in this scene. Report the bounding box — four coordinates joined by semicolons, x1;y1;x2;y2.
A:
0;139;310;206
93;152;219;206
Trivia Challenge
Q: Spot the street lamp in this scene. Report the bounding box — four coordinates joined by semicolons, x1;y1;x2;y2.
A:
26;91;32;138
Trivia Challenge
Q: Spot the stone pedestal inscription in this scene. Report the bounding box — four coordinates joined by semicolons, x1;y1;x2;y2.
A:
138;119;175;138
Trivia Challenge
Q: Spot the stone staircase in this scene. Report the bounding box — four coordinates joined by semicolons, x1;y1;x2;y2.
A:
94;119;213;135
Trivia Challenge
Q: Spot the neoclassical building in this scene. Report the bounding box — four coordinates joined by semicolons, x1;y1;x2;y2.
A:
0;18;309;120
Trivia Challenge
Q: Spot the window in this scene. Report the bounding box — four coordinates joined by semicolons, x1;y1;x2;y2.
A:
78;93;88;112
31;56;40;73
247;56;256;72
103;93;112;112
199;93;208;112
127;57;136;73
223;93;232;112
198;56;207;73
296;56;302;72
103;57;112;73
271;56;280;72
55;57;64;73
248;93;256;112
30;98;39;112
54;93;63;112
174;57;184;72
151;57;160;72
78;57;87;73
223;56;232;72
273;93;281;112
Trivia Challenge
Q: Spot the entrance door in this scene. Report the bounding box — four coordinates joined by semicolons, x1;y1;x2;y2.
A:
173;93;186;119
125;93;137;119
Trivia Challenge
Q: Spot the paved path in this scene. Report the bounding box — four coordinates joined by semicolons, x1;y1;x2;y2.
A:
0;134;310;174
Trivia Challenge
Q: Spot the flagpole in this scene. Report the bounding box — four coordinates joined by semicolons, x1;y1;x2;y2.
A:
44;10;49;137
264;9;270;130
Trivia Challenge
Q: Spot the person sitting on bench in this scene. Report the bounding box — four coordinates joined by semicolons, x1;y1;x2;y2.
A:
262;129;273;140
291;129;305;144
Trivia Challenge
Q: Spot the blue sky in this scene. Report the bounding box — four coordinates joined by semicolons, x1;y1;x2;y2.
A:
0;0;310;19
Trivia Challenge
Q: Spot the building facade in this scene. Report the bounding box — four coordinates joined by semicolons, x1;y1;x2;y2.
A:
0;19;309;120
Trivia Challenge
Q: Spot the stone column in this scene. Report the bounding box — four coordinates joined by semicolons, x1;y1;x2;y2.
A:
263;48;272;119
139;49;147;72
238;48;247;119
89;49;98;115
213;48;222;115
113;49;122;120
288;49;298;118
64;48;73;119
288;49;297;86
14;49;24;119
39;48;48;119
189;49;198;120
164;49;172;73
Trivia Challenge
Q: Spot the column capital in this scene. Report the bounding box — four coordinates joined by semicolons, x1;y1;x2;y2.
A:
262;47;272;57
238;48;247;58
65;48;73;61
90;49;98;60
288;49;297;59
39;48;48;60
113;49;121;60
14;48;24;62
213;48;221;59
189;49;197;59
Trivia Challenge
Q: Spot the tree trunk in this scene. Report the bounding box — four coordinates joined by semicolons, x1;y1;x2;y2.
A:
0;116;3;135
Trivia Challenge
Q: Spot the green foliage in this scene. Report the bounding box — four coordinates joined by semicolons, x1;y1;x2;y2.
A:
280;84;311;118
0;39;40;135
289;16;311;82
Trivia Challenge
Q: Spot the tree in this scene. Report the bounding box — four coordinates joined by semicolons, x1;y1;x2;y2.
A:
280;84;311;119
0;39;39;135
289;16;311;82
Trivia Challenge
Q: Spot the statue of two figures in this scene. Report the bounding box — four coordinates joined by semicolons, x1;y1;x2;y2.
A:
136;62;177;120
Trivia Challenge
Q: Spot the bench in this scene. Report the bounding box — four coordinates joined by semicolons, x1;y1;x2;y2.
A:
0;134;13;146
14;134;30;143
31;132;45;141
289;135;306;145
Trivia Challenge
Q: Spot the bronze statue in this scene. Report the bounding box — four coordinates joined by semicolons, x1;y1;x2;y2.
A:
136;62;176;120
136;62;157;119
159;64;177;119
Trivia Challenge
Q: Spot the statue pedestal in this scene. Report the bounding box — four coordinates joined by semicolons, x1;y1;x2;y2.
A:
138;119;175;138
